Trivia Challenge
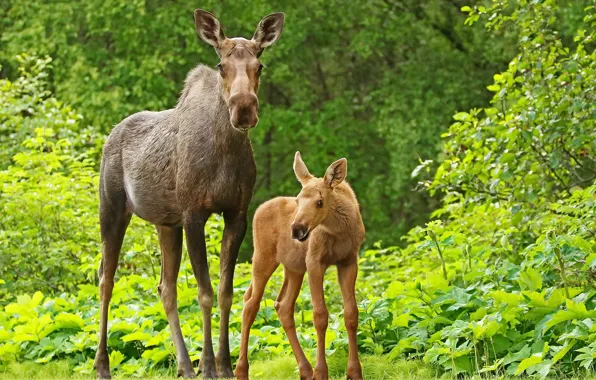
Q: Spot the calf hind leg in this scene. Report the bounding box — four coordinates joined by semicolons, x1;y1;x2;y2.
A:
94;194;131;379
156;226;195;378
275;269;313;380
235;253;279;380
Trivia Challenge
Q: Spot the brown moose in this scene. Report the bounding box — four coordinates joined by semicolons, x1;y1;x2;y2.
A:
236;152;365;380
94;9;284;379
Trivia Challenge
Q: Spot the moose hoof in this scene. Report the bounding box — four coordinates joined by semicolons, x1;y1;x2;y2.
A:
177;366;196;378
94;353;111;379
199;359;218;380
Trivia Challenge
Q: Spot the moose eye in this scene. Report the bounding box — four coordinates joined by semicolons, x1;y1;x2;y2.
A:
257;64;264;75
216;63;224;75
316;199;323;208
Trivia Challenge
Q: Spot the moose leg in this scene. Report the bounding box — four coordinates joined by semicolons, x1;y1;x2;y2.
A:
215;212;247;378
337;263;363;380
156;225;195;378
275;269;313;379
235;253;279;380
307;264;329;380
94;197;131;379
184;213;217;379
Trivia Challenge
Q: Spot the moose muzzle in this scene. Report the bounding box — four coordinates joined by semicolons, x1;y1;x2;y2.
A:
229;93;259;130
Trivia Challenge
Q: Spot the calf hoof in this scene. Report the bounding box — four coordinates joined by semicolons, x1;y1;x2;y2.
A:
313;366;329;380
94;352;111;379
234;360;249;380
299;363;314;380
346;361;363;380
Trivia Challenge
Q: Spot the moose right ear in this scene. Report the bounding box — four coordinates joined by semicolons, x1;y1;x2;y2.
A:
194;9;226;52
293;152;312;185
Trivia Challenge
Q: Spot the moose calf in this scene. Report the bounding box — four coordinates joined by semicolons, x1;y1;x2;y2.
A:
236;152;365;380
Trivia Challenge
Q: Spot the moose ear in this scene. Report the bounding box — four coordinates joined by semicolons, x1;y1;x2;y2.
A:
252;12;285;55
324;158;347;188
293;151;312;185
194;9;226;51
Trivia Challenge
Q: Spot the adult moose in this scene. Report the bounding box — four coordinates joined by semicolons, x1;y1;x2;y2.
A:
94;9;284;379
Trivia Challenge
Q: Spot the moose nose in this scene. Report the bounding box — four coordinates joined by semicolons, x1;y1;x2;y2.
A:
229;93;259;130
291;222;310;241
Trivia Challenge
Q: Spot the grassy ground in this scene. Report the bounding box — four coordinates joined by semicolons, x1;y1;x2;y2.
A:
2;356;596;380
0;356;437;379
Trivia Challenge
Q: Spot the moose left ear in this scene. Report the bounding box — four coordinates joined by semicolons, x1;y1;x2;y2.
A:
252;12;285;55
324;158;347;188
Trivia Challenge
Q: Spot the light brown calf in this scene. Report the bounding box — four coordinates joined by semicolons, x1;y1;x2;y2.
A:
235;152;365;380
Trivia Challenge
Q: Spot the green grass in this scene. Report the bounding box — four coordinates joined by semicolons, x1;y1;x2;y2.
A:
2;357;595;380
0;356;436;380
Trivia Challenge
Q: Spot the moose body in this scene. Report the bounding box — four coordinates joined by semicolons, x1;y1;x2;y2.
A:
236;153;365;380
94;9;284;379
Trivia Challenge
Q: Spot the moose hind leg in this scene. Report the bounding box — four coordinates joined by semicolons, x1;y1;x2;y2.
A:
275;269;313;379
94;194;131;379
156;225;195;378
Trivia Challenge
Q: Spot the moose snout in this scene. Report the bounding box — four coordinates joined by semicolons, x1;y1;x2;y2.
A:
229;93;259;130
291;222;310;242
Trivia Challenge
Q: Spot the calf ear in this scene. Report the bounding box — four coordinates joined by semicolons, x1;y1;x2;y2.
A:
293;151;312;185
252;13;285;56
324;158;347;188
194;9;226;52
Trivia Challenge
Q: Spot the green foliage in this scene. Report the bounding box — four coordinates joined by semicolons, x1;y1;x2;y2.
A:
0;0;523;246
0;0;595;379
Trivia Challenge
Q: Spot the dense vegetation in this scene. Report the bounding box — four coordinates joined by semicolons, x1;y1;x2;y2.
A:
1;0;595;379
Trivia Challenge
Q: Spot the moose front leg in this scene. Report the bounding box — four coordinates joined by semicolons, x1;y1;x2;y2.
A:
184;213;217;379
307;263;330;380
337;263;363;380
216;211;247;378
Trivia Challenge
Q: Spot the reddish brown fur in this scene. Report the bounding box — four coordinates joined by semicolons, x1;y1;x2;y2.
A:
235;152;365;380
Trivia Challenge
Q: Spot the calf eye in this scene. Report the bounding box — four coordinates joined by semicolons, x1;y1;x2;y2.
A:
216;63;224;75
257;64;264;75
316;199;323;208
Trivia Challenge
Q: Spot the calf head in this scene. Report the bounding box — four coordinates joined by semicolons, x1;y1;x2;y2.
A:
194;9;285;131
291;152;347;241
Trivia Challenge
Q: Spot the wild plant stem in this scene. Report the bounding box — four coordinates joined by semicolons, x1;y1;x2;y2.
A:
554;246;570;299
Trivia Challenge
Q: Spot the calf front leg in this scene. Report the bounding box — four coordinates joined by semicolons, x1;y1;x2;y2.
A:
216;211;247;378
184;213;216;379
337;263;363;380
307;263;329;380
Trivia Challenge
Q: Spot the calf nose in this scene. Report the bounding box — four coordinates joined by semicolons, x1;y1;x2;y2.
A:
229;93;259;130
291;222;308;241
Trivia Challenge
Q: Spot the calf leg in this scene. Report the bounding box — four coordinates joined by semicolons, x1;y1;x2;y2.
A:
216;212;247;378
156;226;195;378
307;264;329;380
184;213;217;379
94;195;131;379
337;263;363;380
235;253;278;380
275;269;313;380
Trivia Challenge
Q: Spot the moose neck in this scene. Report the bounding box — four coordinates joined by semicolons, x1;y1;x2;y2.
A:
176;64;251;150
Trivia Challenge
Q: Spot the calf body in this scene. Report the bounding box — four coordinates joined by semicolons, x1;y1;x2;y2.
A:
236;153;365;380
94;9;284;379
